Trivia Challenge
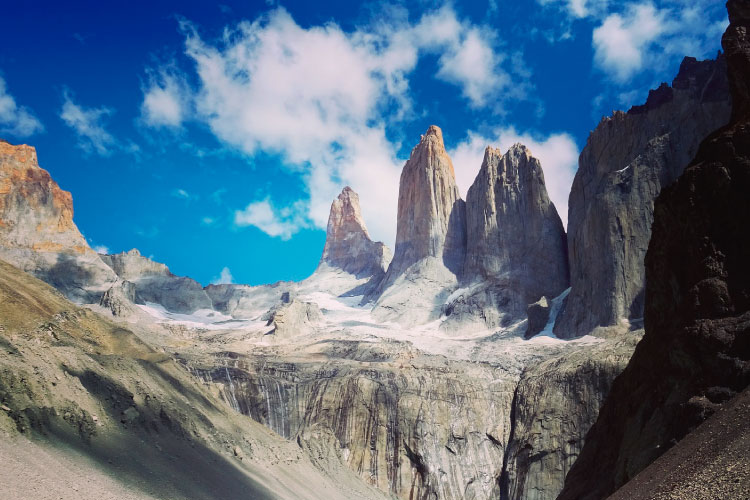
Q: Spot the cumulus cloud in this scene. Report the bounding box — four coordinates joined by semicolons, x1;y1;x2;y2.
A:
60;91;117;155
211;266;234;285
0;76;43;137
140;69;190;128
538;1;728;84
450;128;579;227
141;6;528;246
593;3;667;82
234;198;308;240
92;244;110;254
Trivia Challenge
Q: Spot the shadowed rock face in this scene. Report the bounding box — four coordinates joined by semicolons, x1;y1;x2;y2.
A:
0;141;116;301
555;54;732;339
319;187;391;280
464;145;568;310
558;2;750;498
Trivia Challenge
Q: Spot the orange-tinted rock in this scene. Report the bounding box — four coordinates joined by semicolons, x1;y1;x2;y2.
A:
319;186;391;279
0;140;88;252
0;139;116;301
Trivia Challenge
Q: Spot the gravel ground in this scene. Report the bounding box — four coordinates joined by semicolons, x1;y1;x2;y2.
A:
609;387;750;500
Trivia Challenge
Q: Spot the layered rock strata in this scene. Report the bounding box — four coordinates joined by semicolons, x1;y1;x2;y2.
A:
555;54;732;338
0;140;116;301
558;3;750;498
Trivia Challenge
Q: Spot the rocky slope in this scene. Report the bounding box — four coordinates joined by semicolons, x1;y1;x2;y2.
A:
0;258;387;500
606;386;750;500
371;125;467;324
445;145;568;333
558;2;750;498
555;53;732;338
100;249;212;314
0;134;644;500
0;140;116;301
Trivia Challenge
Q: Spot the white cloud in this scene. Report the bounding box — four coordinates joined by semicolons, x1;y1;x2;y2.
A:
60;91;117;155
140;6;526;247
0;76;43;137
234;198;308;240
450;128;579;227
92;244;110;254
172;188;195;200
201;216;216;225
141;70;189;128
593;3;666;82
538;1;728;84
211;266;234;284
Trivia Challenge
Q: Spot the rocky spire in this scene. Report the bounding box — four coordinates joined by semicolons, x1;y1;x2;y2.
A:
554;53;732;338
559;2;750;497
464;144;568;305
318;186;391;279
384;125;466;281
370;125;467;324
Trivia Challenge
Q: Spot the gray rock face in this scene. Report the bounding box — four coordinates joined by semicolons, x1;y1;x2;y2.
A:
205;281;296;319
0;141;116;302
503;334;640;500
99;279;137;316
188;333;639;500
525;297;550;339
559;6;750;496
371;125;467;324
387;125;466;278
465;145;568;306
192;348;514;500
555;55;732;338
261;297;322;338
443;145;568;332
101;249;212;314
319;187;391;280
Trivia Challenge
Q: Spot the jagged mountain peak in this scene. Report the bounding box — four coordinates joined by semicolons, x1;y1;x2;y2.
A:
450;140;568;330
318;186;391;280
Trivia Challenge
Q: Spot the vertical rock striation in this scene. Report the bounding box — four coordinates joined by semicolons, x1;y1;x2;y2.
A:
309;186;393;297
371;125;467;324
555;54;732;338
0;140;116;301
446;145;568;331
558;2;750;498
192;349;515;500
465;144;568;301
503;335;640;500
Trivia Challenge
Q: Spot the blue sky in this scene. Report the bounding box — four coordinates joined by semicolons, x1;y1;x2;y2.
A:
0;0;727;286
